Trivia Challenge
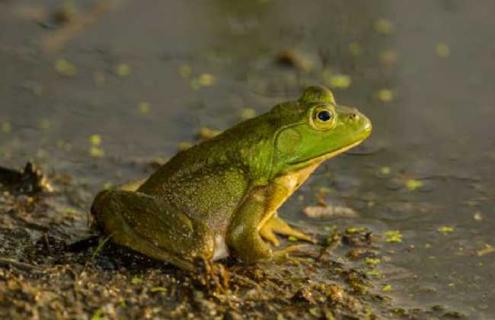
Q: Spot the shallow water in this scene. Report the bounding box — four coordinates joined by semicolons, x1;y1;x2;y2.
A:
1;0;494;318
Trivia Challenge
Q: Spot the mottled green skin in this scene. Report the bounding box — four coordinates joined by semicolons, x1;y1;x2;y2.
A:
91;86;372;271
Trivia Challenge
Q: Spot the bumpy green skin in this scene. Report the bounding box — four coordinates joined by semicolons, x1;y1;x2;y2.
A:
91;86;372;271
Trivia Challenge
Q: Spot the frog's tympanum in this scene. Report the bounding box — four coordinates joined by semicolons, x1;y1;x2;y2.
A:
91;86;372;271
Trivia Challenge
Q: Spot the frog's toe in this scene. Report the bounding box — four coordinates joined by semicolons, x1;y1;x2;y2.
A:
259;225;281;247
265;215;316;244
272;244;312;261
283;227;316;244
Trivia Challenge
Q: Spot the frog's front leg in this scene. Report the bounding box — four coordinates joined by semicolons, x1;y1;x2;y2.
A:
259;214;315;246
226;185;274;263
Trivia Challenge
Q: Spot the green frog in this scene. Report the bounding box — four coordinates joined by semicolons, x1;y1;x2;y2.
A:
91;86;372;271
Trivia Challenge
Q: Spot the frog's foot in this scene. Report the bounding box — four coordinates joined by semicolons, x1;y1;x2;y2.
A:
227;220;273;264
259;214;315;246
272;244;313;262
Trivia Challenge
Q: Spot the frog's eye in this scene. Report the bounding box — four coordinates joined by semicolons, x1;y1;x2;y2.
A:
310;105;336;130
317;110;332;122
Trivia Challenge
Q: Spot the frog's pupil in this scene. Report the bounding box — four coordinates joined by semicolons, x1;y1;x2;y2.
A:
317;110;331;121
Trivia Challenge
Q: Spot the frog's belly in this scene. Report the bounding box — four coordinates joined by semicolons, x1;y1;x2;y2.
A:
212;234;229;261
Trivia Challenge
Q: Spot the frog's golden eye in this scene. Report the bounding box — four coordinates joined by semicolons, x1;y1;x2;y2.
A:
310;105;336;130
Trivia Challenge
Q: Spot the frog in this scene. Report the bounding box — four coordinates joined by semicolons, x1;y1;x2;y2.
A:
91;86;372;271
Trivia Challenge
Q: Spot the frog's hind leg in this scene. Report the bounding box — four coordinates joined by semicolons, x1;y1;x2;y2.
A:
91;190;215;271
259;214;315;246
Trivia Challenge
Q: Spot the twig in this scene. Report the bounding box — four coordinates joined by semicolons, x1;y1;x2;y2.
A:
0;257;42;273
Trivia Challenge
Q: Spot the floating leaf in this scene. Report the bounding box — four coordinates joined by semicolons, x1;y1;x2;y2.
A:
348;42;363;56
384;230;402;243
179;64;192;78
405;179;423;191
382;284;393;292
374;18;394;34
436;43;450;58
1;121;12;134
89;134;102;146
379;166;391;175
197;73;215;87
54;59;78;77
138;102;151;115
329;74;351;89
477;244;495;257
115;63;131;77
377;89;394;103
437;226;454;234
364;257;381;267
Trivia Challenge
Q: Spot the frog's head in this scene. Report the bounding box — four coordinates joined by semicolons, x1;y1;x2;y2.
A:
270;86;372;175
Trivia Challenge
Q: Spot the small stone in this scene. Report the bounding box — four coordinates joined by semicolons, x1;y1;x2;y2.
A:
275;49;315;72
324;284;345;303
291;287;315;304
473;211;483;221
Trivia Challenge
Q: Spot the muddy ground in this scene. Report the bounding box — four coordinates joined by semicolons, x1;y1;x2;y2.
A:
0;164;464;319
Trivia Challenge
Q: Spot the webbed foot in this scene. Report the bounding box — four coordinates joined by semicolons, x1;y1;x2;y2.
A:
259;214;315;246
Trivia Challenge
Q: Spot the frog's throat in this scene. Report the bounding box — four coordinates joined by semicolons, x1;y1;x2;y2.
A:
257;162;321;231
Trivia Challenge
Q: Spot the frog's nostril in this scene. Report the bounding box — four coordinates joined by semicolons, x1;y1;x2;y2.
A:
349;113;358;120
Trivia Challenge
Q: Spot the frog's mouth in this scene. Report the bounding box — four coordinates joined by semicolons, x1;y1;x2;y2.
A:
288;138;366;168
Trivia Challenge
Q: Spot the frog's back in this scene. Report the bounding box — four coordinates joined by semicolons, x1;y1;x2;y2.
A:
138;109;285;196
136;117;269;230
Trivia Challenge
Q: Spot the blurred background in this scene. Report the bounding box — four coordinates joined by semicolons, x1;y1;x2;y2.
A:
0;0;494;318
